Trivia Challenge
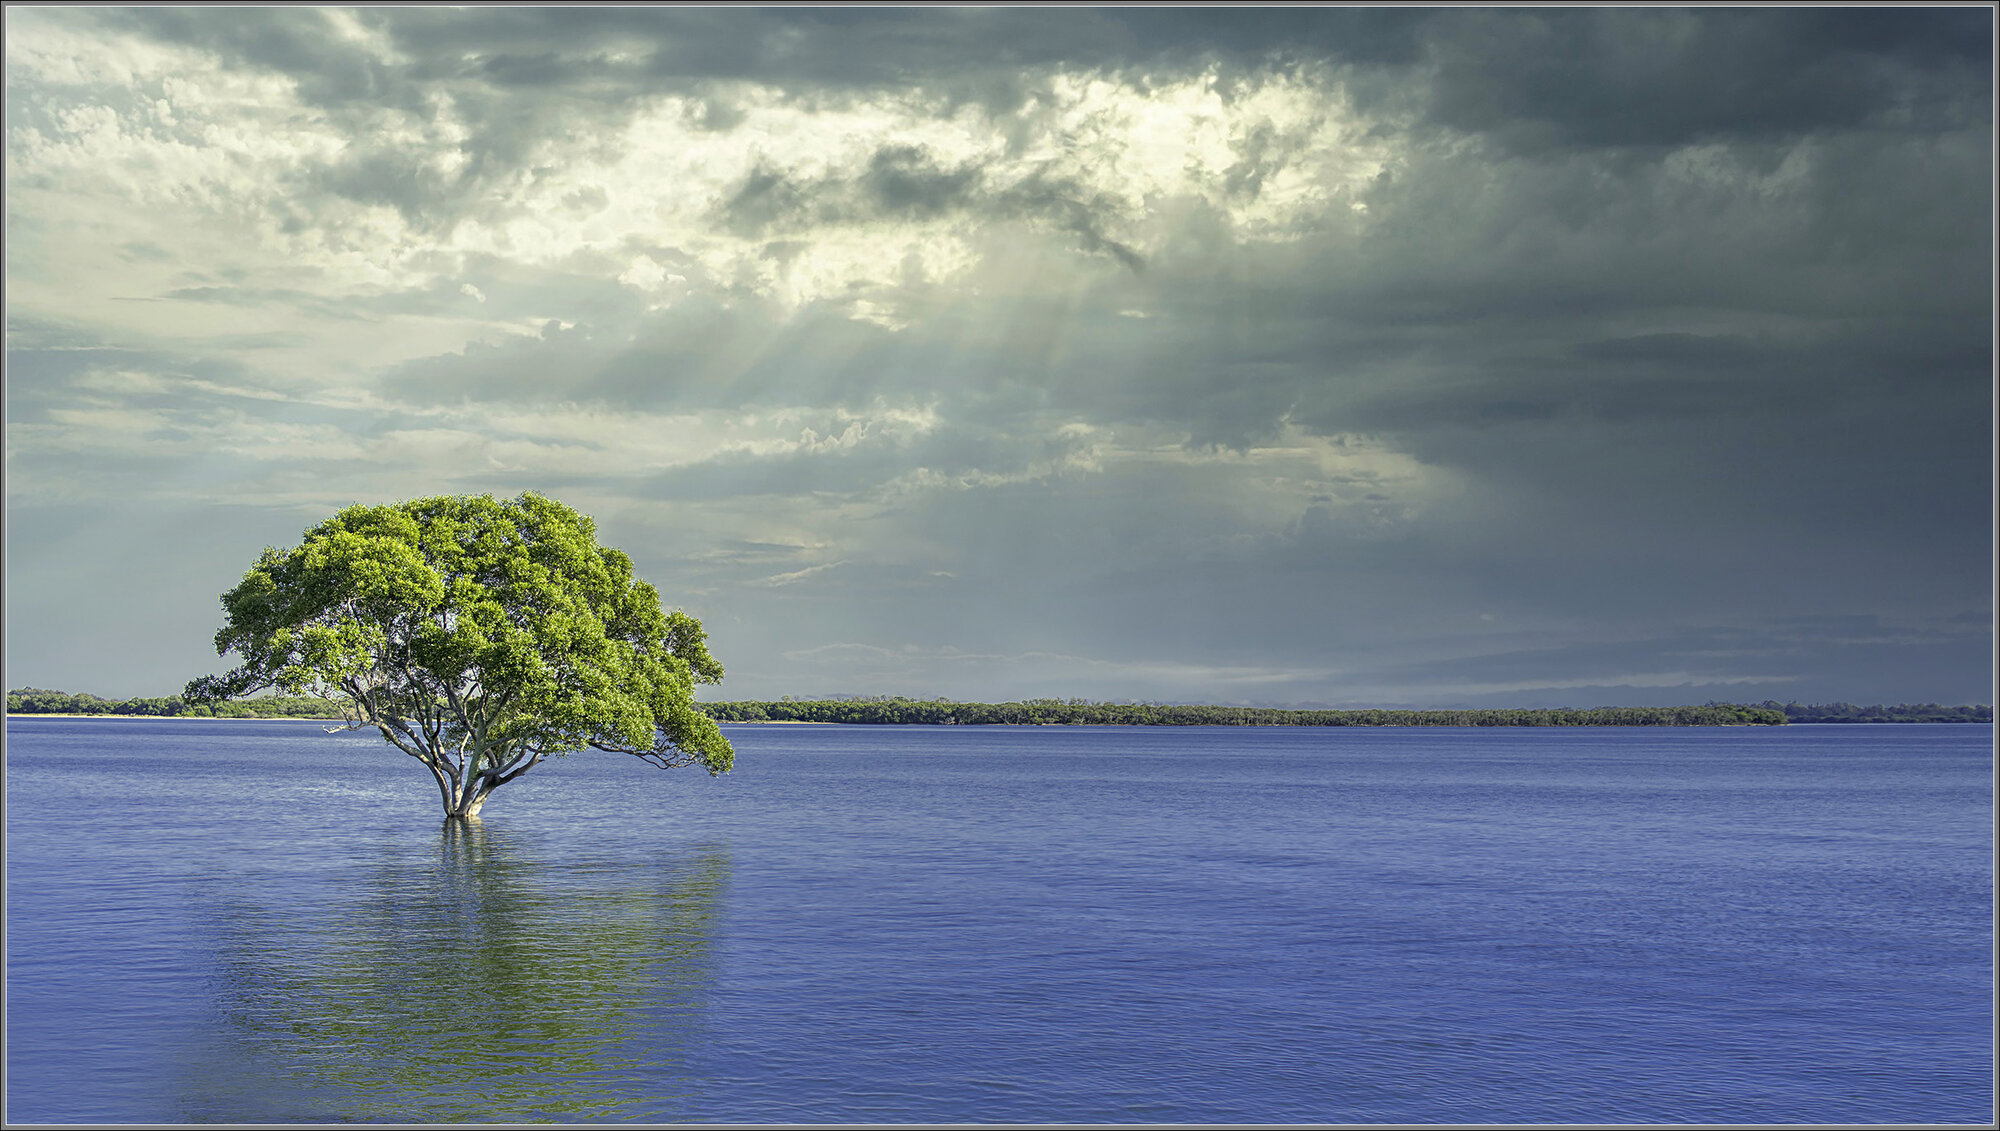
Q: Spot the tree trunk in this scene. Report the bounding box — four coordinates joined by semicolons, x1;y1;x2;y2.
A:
444;774;499;820
445;790;487;820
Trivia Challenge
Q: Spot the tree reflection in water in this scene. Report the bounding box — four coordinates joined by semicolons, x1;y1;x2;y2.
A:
191;820;729;1122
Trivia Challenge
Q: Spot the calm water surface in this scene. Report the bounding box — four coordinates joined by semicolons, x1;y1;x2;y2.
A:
5;719;1992;1124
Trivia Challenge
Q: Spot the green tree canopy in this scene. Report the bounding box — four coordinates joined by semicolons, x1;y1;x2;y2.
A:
187;493;732;818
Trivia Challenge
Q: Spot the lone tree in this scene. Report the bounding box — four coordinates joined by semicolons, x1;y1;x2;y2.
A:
187;492;733;819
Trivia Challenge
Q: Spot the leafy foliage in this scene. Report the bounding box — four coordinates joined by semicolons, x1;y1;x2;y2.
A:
181;493;731;817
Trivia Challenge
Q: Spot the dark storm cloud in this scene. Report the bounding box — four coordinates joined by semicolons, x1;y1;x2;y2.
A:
1419;7;1991;150
95;6;409;106
74;7;1991;248
720;145;992;235
714;149;1146;271
376;7;1425;95
83;7;1995;149
346;4;1993;146
308;149;463;228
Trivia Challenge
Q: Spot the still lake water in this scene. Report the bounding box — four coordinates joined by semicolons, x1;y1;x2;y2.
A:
5;718;1992;1125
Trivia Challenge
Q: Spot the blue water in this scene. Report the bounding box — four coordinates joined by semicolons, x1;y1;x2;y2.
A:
5;719;1992;1124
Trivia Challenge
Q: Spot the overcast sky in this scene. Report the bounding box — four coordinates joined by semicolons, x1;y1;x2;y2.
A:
6;6;1993;707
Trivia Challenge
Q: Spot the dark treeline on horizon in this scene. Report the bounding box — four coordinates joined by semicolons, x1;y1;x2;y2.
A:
701;697;1796;727
1752;700;1994;724
7;690;1991;726
5;689;345;719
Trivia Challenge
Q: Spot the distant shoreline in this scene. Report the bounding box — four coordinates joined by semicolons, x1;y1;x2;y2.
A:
7;713;341;722
10;693;1991;728
11;713;1988;729
4;714;835;725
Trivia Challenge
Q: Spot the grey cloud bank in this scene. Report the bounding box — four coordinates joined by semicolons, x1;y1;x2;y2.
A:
6;6;1992;707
